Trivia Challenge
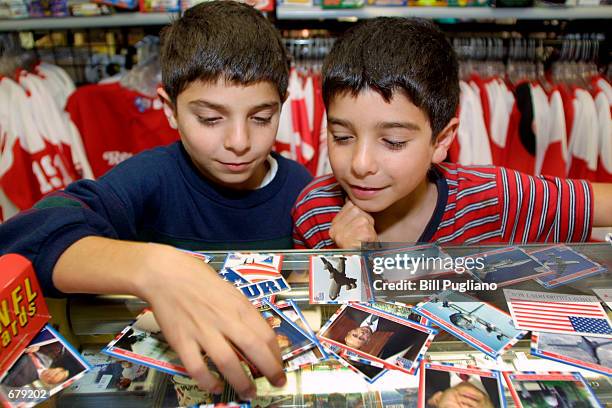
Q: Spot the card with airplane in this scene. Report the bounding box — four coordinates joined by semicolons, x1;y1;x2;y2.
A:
528;245;607;289
464;246;554;287
413;290;528;359
309;255;367;304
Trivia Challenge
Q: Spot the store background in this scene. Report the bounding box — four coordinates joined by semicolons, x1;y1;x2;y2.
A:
0;1;611;406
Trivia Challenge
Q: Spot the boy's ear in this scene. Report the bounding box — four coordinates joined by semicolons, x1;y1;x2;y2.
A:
157;87;178;130
431;117;459;164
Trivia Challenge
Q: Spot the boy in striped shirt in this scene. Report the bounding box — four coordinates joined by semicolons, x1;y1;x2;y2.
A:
292;18;612;249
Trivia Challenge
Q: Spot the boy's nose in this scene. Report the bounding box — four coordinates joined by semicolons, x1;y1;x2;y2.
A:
224;122;250;154
351;141;377;177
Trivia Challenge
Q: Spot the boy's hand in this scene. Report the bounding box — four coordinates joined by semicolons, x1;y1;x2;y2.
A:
137;246;286;399
329;200;378;248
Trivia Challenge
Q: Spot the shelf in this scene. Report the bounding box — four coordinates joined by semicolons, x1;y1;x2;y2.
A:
276;4;612;20
0;12;178;31
1;5;610;31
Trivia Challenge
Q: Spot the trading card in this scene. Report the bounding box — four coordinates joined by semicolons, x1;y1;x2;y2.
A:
319;342;388;383
309;254;365;304
369;301;429;326
418;360;506;408
61;348;156;395
222;252;283;281
364;243;455;283
273;300;319;342
283;346;326;372
103;309;187;376
503;371;603;408
176;248;213;263
592;288;612;310
218;267;251;287
259;303;318;361
529;245;607;288
531;332;612;377
413;290;527;359
364;243;458;303
464;246;553;287
232;271;291;301
0;325;91;408
219;253;290;301
317;303;437;373
504;289;612;338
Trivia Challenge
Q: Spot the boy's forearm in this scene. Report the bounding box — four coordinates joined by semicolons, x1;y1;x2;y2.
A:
52;236;168;298
592;183;612;227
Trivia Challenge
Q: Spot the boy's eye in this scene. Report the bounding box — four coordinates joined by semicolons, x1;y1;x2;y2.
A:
251;116;272;125
332;134;353;144
383;139;407;150
197;116;222;126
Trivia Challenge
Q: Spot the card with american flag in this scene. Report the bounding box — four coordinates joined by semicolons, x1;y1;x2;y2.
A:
222;252;283;282
504;289;612;338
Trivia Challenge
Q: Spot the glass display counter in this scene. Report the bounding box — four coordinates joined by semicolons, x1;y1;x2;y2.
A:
51;243;611;407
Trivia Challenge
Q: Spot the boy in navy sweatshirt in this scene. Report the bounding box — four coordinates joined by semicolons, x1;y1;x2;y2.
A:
0;1;311;398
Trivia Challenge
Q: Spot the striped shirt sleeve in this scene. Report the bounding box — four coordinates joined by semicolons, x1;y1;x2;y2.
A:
291;176;344;249
499;168;593;243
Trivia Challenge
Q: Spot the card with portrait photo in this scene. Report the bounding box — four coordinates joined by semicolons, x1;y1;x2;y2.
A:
0;324;91;408
503;371;603;408
529;245;607;289
418;360;506;408
413;290;527;359
60;348;157;397
531;332;612;377
258;302;319;361
465;246;553;287
103;309;186;376
309;254;367;304
319;342;388;384
317;303;437;374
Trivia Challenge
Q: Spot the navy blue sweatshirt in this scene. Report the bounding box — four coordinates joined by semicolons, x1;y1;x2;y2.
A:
0;142;312;297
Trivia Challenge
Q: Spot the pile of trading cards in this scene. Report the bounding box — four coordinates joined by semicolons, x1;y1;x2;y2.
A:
100;246;610;408
308;244;611;407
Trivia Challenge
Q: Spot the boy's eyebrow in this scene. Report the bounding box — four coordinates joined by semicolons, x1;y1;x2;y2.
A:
248;102;280;112
327;117;353;128
188;99;229;113
376;121;421;131
187;100;279;113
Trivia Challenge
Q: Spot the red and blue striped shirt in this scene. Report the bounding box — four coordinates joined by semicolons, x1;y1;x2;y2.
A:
292;162;593;249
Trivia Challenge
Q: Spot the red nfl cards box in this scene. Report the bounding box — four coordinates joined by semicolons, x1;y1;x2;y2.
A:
0;254;50;377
